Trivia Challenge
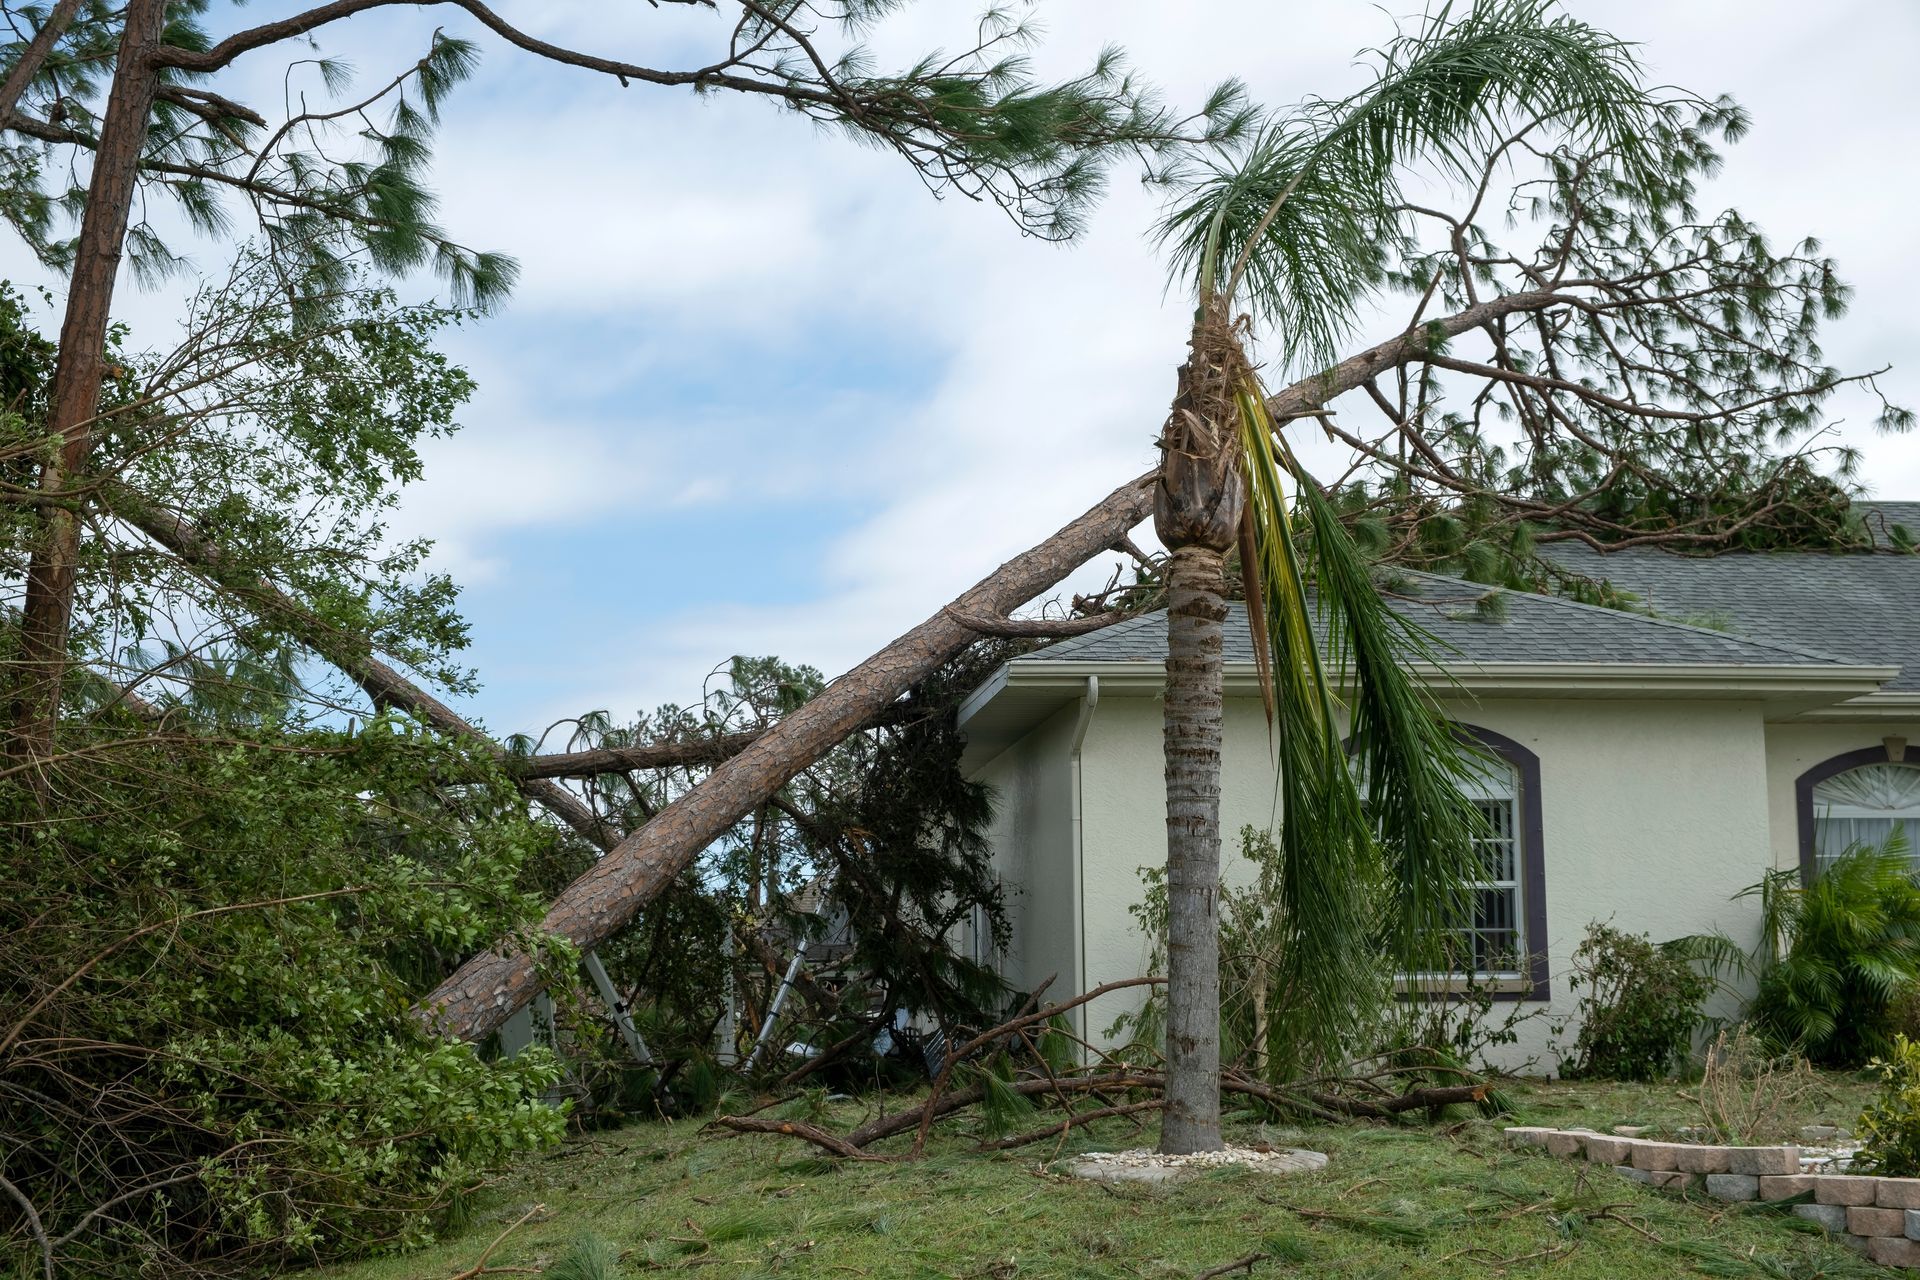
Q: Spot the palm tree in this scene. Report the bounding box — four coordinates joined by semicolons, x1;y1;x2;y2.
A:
1148;0;1668;1154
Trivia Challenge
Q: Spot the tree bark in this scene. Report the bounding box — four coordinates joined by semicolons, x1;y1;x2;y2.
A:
1150;303;1246;1156
0;0;85;124
9;0;166;763
1158;543;1229;1154
421;472;1159;1041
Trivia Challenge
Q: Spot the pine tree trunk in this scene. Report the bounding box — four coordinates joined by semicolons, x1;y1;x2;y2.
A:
9;0;165;763
1158;542;1228;1154
421;472;1159;1041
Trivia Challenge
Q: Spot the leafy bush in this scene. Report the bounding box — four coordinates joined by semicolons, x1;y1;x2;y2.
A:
1563;922;1712;1081
1;724;567;1275
1693;842;1920;1067
1855;1035;1920;1177
1753;845;1920;1066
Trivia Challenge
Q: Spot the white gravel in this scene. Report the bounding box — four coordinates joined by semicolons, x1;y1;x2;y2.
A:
1063;1145;1328;1183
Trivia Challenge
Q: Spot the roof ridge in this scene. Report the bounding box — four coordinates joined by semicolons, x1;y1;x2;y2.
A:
1391;567;1858;667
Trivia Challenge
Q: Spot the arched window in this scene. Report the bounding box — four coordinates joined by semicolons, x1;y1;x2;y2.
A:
1811;763;1920;871
1796;746;1920;881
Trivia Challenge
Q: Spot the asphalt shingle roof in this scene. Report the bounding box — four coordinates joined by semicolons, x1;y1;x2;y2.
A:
1031;568;1860;671
1540;501;1920;689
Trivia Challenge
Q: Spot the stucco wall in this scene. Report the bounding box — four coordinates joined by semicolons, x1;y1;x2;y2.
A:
1066;694;1777;1074
973;702;1080;1019
1763;720;1920;875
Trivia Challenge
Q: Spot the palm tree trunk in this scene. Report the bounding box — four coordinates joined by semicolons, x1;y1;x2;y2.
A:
1159;542;1228;1154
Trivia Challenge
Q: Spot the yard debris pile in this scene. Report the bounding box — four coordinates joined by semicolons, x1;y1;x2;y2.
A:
710;977;1498;1163
1511;1125;1920;1268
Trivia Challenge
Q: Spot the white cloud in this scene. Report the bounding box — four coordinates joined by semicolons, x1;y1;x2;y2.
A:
3;0;1916;731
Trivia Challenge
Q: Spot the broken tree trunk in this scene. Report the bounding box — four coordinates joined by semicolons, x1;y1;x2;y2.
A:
421;472;1159;1040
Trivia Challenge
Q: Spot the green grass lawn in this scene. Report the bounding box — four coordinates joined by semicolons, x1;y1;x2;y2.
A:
319;1075;1889;1279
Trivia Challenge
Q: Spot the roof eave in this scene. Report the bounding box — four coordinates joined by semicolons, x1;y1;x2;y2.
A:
996;657;1897;699
957;658;1899;757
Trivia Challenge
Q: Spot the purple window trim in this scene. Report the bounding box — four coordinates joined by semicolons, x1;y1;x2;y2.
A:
1795;744;1900;885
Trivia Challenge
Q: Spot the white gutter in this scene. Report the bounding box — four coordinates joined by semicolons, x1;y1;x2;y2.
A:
1067;675;1099;1046
1790;692;1920;723
991;658;1898;701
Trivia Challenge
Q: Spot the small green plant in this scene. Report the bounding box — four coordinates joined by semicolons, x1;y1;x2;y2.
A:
1563;922;1712;1081
1854;1035;1920;1177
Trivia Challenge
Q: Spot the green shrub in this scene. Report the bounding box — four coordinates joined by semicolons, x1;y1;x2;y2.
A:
2;722;567;1274
1745;845;1920;1067
1563;922;1712;1081
1855;1035;1920;1177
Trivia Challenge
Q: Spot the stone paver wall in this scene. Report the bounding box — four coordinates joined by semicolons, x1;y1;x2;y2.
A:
1506;1127;1920;1269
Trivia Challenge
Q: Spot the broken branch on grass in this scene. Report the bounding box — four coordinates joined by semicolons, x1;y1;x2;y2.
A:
1194;1253;1267;1280
447;1202;546;1280
703;1115;896;1163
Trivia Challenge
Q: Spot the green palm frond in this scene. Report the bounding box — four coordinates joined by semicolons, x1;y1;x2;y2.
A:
1235;388;1383;1067
1157;0;1667;372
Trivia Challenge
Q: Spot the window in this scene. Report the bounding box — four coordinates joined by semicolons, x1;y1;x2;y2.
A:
1796;746;1920;882
1454;753;1525;979
1362;724;1548;1000
1811;762;1920;873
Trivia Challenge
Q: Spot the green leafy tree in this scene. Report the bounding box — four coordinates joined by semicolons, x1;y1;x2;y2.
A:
0;258;578;1276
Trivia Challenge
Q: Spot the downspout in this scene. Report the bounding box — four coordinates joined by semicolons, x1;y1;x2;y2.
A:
1067;675;1099;1046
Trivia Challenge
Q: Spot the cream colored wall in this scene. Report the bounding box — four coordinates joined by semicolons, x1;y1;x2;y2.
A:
1762;721;1920;874
973;703;1080;1017
1074;694;1778;1074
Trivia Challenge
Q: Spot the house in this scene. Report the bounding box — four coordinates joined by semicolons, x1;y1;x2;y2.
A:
953;503;1920;1073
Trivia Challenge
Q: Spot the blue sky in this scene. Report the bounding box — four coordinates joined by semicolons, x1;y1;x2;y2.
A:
5;0;1918;740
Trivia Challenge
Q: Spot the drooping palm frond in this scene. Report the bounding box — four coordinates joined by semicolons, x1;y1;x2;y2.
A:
1232;367;1488;1072
1157;0;1668;373
1287;468;1488;977
1235;384;1384;1066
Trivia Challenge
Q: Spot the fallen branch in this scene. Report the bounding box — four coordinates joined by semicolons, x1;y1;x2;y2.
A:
940;607;1132;638
976;1100;1164;1152
704;1116;896;1163
1195;1253;1267;1280
912;975;1148;1156
508;702;931;780
447;1202;546;1280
